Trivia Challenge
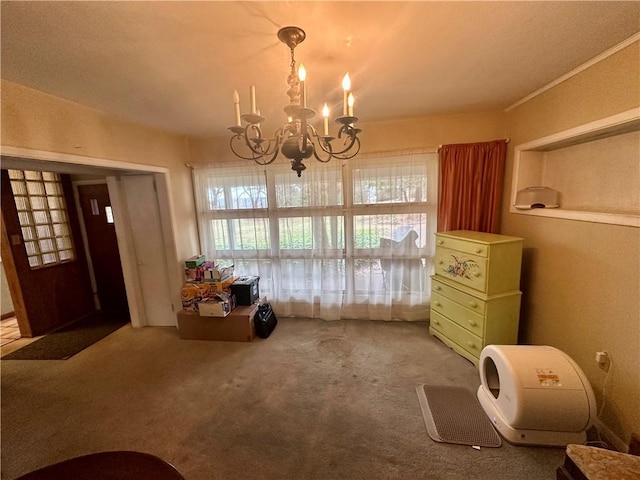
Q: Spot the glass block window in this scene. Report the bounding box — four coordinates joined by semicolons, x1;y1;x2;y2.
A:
8;169;76;268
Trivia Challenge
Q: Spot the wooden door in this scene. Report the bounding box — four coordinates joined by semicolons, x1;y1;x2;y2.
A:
77;184;129;314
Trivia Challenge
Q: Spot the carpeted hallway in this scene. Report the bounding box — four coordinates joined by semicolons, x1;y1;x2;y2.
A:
1;318;565;479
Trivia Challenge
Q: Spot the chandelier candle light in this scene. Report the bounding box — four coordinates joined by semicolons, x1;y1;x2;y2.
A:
229;26;361;177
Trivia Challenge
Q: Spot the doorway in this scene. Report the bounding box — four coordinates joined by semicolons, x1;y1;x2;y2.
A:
1;147;181;329
76;183;129;314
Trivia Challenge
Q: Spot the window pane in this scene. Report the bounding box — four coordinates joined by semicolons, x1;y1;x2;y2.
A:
24;241;38;255
30;197;46;209
56;237;72;249
279;216;344;249
18;212;31;225
8;169;24;179
33;211;49;224
353;214;428;249
53;224;69;236
10;181;27;195
28;256;41;268
42;172;56;181
21;227;35;241
59;250;74;261
47;196;61;209
275;167;343;207
36;225;54;238
50;210;66;223
353;161;428;205
206;218;271;252
42;253;57;264
24;171;41;180
232;218;270;249
202;172;267;211
279;217;312;249
39;239;55;252
14;196;30;210
27;182;45;195
209;219;230;250
44;182;60;195
229;185;267;209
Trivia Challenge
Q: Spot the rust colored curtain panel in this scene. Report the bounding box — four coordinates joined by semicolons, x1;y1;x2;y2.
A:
437;139;507;233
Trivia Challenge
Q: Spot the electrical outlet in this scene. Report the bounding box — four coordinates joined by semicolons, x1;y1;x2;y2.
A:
595;351;610;372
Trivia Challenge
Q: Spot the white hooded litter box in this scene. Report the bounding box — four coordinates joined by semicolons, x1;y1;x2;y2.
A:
477;345;596;447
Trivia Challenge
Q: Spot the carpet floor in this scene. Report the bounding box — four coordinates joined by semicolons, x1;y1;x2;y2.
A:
1;318;565;480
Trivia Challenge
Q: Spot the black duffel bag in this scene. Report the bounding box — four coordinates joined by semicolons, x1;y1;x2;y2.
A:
255;303;277;338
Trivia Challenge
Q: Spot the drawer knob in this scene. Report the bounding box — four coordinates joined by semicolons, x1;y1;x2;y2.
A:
433;319;439;325
434;301;441;307
473;272;481;278
434;285;441;291
475;248;482;254
469;301;478;308
467;341;476;348
437;240;444;245
468;320;477;327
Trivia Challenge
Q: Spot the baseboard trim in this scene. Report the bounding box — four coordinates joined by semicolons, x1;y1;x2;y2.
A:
1;311;16;320
594;418;627;453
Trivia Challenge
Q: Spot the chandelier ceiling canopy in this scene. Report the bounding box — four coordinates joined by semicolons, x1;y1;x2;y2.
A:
229;26;361;177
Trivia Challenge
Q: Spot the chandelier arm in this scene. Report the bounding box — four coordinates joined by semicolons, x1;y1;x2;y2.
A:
241;124;281;158
251;146;280;166
303;124;334;163
326;124;360;156
330;136;361;160
230;135;267;161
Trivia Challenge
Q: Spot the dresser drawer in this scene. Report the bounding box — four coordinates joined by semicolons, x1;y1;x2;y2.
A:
431;292;485;337
435;247;488;293
430;311;484;357
435;235;489;257
431;278;486;315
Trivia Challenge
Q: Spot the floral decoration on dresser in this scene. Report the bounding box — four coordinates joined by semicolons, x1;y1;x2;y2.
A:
443;255;479;280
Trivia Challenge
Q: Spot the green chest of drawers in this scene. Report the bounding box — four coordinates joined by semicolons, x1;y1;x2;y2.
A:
429;230;523;366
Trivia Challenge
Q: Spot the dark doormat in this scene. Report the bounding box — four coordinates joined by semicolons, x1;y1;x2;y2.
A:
2;312;129;360
415;384;502;447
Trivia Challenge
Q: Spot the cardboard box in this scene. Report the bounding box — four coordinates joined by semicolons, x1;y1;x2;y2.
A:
176;305;257;342
198;293;236;317
230;276;260;305
206;276;237;294
180;284;209;312
204;265;234;282
185;254;206;268
184;266;205;283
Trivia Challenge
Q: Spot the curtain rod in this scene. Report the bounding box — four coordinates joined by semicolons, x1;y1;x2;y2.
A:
437;138;510;150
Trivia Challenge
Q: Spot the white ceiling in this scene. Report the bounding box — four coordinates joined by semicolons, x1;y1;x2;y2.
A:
2;1;639;139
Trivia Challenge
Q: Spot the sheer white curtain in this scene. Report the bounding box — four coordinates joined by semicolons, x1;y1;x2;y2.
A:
192;150;438;321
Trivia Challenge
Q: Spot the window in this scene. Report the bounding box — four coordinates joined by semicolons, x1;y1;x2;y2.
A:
8;170;75;268
193;151;438;320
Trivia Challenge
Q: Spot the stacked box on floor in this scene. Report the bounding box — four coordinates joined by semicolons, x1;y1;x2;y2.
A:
176;305;257;342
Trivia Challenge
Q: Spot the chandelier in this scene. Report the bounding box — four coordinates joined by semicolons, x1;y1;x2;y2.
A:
229;26;361;177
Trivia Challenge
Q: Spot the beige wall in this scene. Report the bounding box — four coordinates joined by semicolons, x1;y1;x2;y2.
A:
1;79;199;264
502;42;640;447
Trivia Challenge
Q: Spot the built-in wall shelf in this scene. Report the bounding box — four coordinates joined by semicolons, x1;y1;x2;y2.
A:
510;109;640;227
